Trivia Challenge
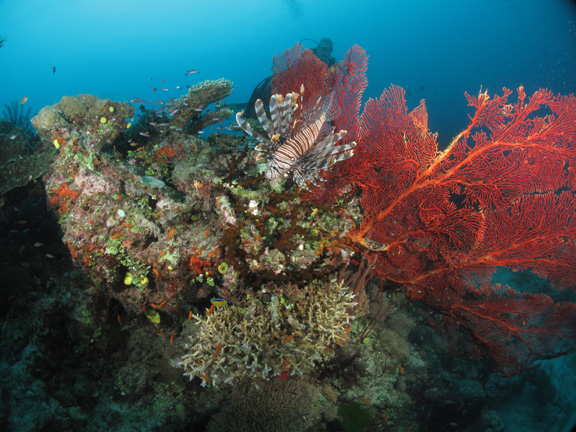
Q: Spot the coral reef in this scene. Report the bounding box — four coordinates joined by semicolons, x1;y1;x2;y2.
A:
182;279;356;386
171;78;234;132
0;119;52;196
5;43;573;431
32;93;134;152
206;378;334;432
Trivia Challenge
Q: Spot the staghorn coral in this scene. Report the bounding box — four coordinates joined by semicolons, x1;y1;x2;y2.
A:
181;278;356;386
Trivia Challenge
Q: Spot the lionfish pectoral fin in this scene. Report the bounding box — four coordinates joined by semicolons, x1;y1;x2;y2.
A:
236;111;269;145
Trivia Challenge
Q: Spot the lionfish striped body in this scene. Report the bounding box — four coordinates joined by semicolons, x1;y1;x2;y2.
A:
236;85;356;188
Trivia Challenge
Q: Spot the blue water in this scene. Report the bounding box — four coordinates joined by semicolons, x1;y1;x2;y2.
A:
1;0;575;143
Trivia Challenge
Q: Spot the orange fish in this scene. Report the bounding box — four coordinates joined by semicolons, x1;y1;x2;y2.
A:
20;96;28;105
198;373;211;382
151;299;168;309
213;343;222;361
167;227;176;241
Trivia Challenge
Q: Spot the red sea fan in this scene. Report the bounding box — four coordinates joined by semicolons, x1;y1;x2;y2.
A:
269;43;576;373
271;43;327;108
343;85;576;373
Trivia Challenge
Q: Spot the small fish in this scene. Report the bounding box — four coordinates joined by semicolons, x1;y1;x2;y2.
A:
194;108;203;112
52;66;56;74
33;242;43;247
210;298;229;307
167;227;176;241
160;79;165;83
185;69;199;76
151;87;157;91
198;131;205;134
150;122;158;127
139;132;150;137
157;123;169;127
20;96;28;105
151;299;168;309
9;134;17;140
169;108;179;116
45;253;55;259
160;88;168;91
213;343;222;361
130;98;142;103
197;373;211;383
174;85;181;90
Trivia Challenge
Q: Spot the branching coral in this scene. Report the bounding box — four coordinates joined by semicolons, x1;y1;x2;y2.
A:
181;278;356;386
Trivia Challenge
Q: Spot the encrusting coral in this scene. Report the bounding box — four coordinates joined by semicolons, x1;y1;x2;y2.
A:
206;378;331;432
181;278;356;386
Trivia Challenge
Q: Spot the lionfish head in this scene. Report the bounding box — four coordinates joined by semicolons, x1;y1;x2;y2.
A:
236;85;356;189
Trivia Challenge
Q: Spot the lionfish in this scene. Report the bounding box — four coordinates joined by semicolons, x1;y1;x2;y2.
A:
236;85;356;188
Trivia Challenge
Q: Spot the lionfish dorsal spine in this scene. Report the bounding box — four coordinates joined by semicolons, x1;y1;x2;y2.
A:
278;93;298;136
235;111;268;145
255;99;275;140
270;94;284;133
